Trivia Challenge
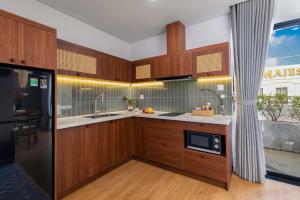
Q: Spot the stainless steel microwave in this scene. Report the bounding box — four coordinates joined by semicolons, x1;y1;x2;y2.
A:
185;130;225;155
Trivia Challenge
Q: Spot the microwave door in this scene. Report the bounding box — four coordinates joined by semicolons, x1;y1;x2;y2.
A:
188;133;211;148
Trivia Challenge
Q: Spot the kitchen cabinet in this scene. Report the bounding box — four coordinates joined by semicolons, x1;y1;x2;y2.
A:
132;58;153;82
184;149;227;182
132;118;146;157
96;121;114;172
57;39;98;78
57;124;98;197
0;13;17;65
110;56;132;82
57;39;131;82
152;55;172;78
57;119;132;198
0;9;57;70
169;52;192;77
112;118;132;164
144;119;184;169
192;42;229;77
151;53;192;79
18;22;56;70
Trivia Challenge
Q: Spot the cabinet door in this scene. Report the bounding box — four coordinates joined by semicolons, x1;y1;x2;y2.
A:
170;52;192;77
18;22;56;69
114;58;132;82
133;59;153;82
0;14;17;65
145;119;184;169
81;124;98;179
132;118;145;157
113;119;131;164
96;121;114;172
57;127;84;195
97;53;112;80
152;55;171;78
192;43;229;77
44;30;57;69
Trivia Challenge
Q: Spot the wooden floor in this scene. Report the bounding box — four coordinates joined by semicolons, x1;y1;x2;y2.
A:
63;160;300;200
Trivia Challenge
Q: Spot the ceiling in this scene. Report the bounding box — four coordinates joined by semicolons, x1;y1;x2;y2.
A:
37;0;246;43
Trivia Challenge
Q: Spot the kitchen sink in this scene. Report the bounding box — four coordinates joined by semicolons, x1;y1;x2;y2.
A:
85;113;121;119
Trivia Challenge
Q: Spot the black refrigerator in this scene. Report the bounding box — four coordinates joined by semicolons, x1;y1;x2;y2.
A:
0;64;54;199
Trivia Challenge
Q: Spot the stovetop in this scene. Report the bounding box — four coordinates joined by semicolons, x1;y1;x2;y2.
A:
158;112;185;117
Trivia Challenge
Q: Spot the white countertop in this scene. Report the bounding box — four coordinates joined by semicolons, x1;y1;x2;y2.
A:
57;110;232;130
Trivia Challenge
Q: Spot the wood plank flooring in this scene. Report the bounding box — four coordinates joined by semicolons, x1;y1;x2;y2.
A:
63;160;300;200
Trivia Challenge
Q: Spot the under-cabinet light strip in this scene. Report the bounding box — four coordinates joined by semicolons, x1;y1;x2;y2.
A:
197;76;232;82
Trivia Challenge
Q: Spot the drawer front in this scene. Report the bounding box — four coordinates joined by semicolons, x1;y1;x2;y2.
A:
182;122;228;135
147;127;183;169
184;149;227;182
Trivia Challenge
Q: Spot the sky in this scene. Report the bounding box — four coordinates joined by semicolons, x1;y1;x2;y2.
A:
267;23;300;66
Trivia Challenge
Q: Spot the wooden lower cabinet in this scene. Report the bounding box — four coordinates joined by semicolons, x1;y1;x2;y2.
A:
133;118;232;189
57;118;231;198
112;118;132;165
57;119;132;198
144;119;183;169
57;124;98;196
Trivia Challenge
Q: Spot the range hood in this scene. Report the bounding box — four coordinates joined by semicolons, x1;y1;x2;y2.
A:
154;21;192;82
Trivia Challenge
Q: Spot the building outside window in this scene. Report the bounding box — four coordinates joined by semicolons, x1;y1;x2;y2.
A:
259;88;264;95
276;87;288;95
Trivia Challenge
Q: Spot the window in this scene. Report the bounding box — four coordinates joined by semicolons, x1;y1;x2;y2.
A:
276;87;287;95
259;18;300;185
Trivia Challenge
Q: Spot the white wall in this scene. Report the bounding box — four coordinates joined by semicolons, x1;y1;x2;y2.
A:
130;15;231;60
0;0;131;60
275;0;300;23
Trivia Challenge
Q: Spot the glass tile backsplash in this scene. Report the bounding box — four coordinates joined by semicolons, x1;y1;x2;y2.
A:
57;78;232;118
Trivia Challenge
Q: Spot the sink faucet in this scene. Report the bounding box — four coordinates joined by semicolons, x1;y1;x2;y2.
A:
95;92;104;115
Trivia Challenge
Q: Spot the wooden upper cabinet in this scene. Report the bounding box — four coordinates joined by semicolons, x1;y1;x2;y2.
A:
18;22;56;69
0;9;57;69
57;39;97;78
97;53;112;80
152;55;171;79
192;42;229;77
110;56;132;82
132;58;154;82
169;52;192;77
0;13;17;65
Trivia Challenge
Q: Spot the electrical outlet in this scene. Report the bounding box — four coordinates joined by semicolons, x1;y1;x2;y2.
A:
140;94;144;100
217;85;224;91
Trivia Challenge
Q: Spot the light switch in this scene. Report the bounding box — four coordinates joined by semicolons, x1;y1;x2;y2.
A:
217;85;224;91
140;94;144;100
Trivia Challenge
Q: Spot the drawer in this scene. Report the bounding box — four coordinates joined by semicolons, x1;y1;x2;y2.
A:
184;149;227;182
181;122;228;135
147;127;183;169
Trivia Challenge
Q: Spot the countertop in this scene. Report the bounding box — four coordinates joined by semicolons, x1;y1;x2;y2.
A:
57;111;232;130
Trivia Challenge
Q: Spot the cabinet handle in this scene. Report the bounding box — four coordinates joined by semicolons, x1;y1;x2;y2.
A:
9;58;16;63
20;60;26;64
86;125;89;128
